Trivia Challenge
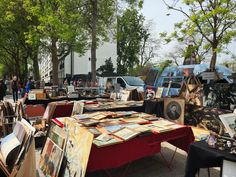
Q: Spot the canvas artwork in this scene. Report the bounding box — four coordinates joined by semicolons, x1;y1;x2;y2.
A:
71;101;84;116
49;123;67;149
120;90;130;101
40;138;64;177
155;87;164;99
63;119;93;177
164;98;185;124
28;93;36;100
219;113;236;138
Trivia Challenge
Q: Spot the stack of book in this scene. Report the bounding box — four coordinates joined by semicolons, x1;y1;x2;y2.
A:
52;112;184;148
0;119;35;176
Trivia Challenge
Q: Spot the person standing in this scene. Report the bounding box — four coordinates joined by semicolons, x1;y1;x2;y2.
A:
0;79;6;101
26;77;32;93
11;76;18;102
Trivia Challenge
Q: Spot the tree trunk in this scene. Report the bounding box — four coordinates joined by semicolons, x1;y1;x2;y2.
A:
91;0;98;84
51;38;59;85
32;47;40;81
210;45;217;72
15;48;20;78
23;56;28;82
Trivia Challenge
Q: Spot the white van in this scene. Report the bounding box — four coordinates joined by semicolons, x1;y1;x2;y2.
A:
98;76;145;92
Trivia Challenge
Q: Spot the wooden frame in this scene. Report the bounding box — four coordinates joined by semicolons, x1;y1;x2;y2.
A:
164;98;185;124
219;113;236;138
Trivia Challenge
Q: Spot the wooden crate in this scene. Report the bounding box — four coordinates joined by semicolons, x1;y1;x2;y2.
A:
36;93;46;100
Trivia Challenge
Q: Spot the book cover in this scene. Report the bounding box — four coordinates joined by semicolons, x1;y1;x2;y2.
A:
0;133;21;166
123;117;149;124
113;127;140;141
87;127;102;137
79;119;99;126
93;134;123;147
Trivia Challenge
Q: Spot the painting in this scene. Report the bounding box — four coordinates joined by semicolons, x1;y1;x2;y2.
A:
155;87;164;99
219;113;236;138
63;118;93;177
49;124;67;149
28;93;36;100
164;98;185;124
71;101;84;116
40;138;64;177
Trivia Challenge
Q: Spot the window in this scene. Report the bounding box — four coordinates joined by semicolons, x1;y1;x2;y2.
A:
117;78;126;88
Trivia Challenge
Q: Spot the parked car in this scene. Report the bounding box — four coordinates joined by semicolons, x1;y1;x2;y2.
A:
98;76;145;92
145;63;233;96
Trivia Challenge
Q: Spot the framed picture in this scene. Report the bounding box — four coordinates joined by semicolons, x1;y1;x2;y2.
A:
63;118;93;177
221;159;236;177
120;90;130;101
155;87;164;99
71;101;84;116
28;93;36;100
40;138;64;177
219;113;236;138
164;98;185;124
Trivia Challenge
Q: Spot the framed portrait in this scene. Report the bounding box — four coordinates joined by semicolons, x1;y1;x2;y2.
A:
221;159;236;177
219;113;236;138
164;98;185;124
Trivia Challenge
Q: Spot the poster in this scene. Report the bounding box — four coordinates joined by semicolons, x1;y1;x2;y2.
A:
63;119;93;177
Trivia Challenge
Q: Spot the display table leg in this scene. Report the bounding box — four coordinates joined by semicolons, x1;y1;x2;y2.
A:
160;147;178;169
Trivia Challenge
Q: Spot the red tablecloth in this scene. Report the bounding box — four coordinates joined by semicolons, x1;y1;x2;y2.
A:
87;126;194;172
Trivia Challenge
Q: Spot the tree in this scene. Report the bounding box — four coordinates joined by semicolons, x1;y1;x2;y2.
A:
117;7;146;74
97;57;115;76
0;0;33;82
117;1;159;75
80;0;116;84
24;0;88;85
139;22;160;67
158;59;173;73
163;0;236;71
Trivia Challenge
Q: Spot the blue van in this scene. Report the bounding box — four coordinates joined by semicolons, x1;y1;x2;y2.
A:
145;63;233;96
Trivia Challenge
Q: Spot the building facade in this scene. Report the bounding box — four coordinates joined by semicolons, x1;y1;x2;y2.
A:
39;41;117;83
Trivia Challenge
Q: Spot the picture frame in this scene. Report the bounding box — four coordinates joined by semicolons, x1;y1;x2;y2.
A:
164;98;185;124
71;101;84;116
219;113;236;138
120;90;130;101
28;93;36;100
39;138;64;177
155;87;164;99
221;159;236;177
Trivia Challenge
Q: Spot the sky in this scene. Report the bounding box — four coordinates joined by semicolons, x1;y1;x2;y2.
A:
140;0;236;64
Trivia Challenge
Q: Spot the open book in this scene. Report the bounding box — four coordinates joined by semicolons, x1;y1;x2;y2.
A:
0;119;35;175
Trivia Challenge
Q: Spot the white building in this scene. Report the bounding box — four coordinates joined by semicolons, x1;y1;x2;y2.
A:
40;55;53;82
39;41;117;83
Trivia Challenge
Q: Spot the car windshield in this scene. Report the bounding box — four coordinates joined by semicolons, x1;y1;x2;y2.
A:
122;76;144;86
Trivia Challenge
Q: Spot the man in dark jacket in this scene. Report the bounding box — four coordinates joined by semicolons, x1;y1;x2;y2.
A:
0;79;6;101
11;76;18;102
